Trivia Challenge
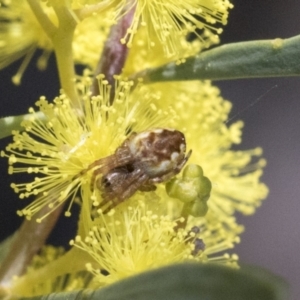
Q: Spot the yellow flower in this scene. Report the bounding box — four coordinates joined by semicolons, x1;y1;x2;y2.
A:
123;26;220;76
148;81;268;233
1;75;172;222
2;75;267;233
0;0;110;83
0;0;232;79
2;75;267;292
0;0;53;84
107;0;233;58
71;199;239;287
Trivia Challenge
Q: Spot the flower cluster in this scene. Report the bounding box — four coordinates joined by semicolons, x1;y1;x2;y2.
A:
71;200;239;286
107;0;233;57
0;0;232;82
0;0;111;83
0;0;269;298
2;74;267;294
2;75;172;222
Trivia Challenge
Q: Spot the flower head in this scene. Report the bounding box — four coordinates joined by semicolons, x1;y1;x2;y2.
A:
2;75;268;292
2;76;267;234
2;74;173;222
0;0;54;83
123;27;220;76
71;199;239;286
147;81;269;232
108;0;233;58
0;0;110;83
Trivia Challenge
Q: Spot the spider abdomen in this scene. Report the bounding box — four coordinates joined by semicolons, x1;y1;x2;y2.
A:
128;128;187;178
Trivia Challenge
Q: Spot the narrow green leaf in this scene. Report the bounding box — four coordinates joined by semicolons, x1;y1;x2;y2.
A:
133;34;300;83
21;263;288;300
0;112;45;139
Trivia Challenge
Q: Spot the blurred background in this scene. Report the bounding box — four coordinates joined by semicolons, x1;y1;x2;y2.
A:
0;1;299;299
219;2;300;300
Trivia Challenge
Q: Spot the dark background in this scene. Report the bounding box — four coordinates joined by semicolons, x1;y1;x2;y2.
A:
220;1;300;300
0;1;300;299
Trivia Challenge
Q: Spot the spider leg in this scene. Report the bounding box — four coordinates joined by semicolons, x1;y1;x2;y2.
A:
119;171;148;201
74;147;133;188
138;183;156;192
98;200;114;214
89;150;132;175
99;170;149;214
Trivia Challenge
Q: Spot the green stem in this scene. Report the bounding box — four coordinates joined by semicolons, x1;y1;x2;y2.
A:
75;0;117;20
27;1;78;105
53;31;78;104
26;0;57;39
0;113;45;139
52;6;79;105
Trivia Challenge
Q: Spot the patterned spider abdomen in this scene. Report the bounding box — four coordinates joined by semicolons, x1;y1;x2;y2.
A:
127;128;187;178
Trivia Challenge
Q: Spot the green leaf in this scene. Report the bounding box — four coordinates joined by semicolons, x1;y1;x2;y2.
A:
0;112;45;140
133;34;300;83
20;263;288;300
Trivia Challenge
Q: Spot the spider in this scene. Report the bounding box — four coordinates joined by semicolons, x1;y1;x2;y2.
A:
79;128;192;212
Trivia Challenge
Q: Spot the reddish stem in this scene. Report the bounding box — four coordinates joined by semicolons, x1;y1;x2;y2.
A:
0;205;63;288
91;3;136;101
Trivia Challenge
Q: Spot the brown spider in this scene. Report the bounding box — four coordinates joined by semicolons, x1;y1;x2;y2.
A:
79;128;191;212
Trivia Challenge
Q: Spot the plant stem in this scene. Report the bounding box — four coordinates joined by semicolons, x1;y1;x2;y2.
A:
91;2;136;101
53;30;78;104
0;206;63;288
10;248;92;296
27;1;79;105
26;0;57;39
52;6;79;105
75;0;118;20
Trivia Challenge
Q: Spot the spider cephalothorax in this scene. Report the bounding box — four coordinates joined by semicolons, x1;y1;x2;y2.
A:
80;128;191;212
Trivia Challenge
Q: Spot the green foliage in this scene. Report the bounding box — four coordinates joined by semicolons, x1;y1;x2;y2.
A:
0;112;45;139
134;35;300;83
2;35;300;139
20;263;288;300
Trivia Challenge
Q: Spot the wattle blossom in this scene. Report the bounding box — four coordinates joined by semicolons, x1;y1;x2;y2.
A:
2;75;267;236
0;0;111;83
106;0;233;57
0;0;232;82
71;199;239;286
1;75;173;222
0;0;277;298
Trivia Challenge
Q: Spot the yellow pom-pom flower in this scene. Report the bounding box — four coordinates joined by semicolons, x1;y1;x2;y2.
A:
108;0;233;57
70;199;239;287
147;81;269;233
7;200;238;295
2;74;173;222
1;75;268;293
2;75;267;234
0;0;110;83
0;0;232;80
